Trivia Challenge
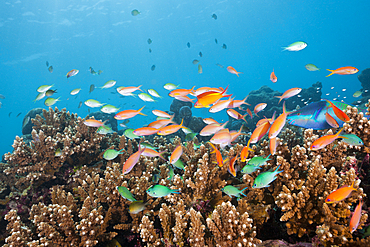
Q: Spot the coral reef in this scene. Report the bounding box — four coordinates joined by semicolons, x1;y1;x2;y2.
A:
1;97;370;246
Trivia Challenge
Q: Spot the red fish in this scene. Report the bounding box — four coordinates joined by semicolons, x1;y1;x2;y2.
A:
310;128;343;151
227;66;243;77
269;102;290;139
157;119;185;135
209;142;225;167
114;106;146;120
325;112;339;128
123;146;145;174
325;100;350;122
270;70;277;83
326;66;359;77
349;199;363;233
325;181;356;203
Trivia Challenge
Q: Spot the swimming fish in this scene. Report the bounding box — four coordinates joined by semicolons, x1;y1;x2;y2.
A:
123;128;140;139
100;80;116;89
164;83;179;90
89;84;95;93
222;44;227;49
152;110;172;118
310;128;344;150
37;84;53;93
209;142;225;167
122;145;145;174
114;106;146;120
325;181;356;204
157;119;185;135
228;96;250;108
141;148;166;161
129;201;146;214
269;102;290;139
350;199;363;233
200;122;228;136
101;104;120;114
83;119;106;127
210;129;232;149
103;149;124;161
169;145;183;164
55;148;62;157
221;185;247;199
305;64;320;71
270;70;277;83
66;69;79;78
172;159;185;171
85;99;104;108
117;85;143;96
227;66;242;77
198;64;203;74
211;13;217;20
97;125;114;135
325;112;339;128
325;100;350;122
148;115;175;129
146;185;180;197
227;154;238;177
252;165;283;188
247;154;271;167
44;97;60;106
326;66;359;77
192;59;199;65
151;65;156;71
353;91;362;98
282;41;307;51
70;88;81;95
254;103;267;117
195;87;231;108
275;88;302;104
169;86;195;98
34;92;46;102
241;164;261;174
147;38;152;44
227;109;248;124
116;186;136;201
139;93;156;102
133;127;158;136
131;9;140;16
148;89;162;99
339;134;363;146
48;66;53;73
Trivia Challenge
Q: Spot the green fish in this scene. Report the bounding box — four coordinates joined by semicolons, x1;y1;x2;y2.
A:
146;184;180;198
33;92;46;102
124;128;140;139
101;104;120;114
116;186;136;202
97;125;114;135
147;38;152;44
241;164;261;175
45;89;57;97
131;9;140;16
172;159;185;171
339;134;363;146
140;143;157;150
103;149;124;160
100;80;116;89
152;174;160;183
129;201;146;214
353;90;362;98
138;93;156;102
221;185;248;198
167;166;174;181
84;99;104;108
119;119;130;128
185;132;198;141
37;84;53;93
247;154;271;167
283;41;307;51
163;83;179;91
252;165;283;189
44;97;60;106
55;148;62;157
148;89;162;98
182;127;194;135
70;88;81;95
305;64;320;71
192;59;199;65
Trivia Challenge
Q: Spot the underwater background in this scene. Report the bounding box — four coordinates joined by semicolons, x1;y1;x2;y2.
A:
1;0;370;155
2;1;370;246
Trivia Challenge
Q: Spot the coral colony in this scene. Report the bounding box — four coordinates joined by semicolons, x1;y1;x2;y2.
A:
2;76;370;246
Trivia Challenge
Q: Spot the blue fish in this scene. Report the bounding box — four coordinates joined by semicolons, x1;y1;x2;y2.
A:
287;100;349;130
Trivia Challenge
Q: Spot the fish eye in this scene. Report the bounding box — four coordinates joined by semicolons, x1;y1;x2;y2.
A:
327;199;331;202
254;184;256;187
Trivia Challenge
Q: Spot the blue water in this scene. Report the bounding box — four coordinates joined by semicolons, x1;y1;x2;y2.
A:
1;0;369;156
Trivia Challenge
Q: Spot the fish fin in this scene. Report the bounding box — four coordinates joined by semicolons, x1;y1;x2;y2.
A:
274;95;283;104
171;190;181;194
158;151;167;161
138;106;147;116
326;69;334;77
241;187;248;193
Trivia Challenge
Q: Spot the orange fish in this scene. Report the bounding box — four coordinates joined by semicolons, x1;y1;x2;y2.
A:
230;125;245;143
174;95;195;103
326;66;359;77
142;148;167;161
200;122;228;136
83;119;106;127
227;154;239;177
157;119;185;135
133;127;158;136
123;145;145;174
275;88;302;104
325;100;350;122
169;145;183;164
251;121;271;143
114;106;146;120
152;110;172;118
349;198;363;233
169;86;195;97
226;109;248;124
227;66;243;77
210;129;231;149
270;70;277;83
310;128;343;151
117;85;143;95
195;86;231;108
228;96;250;108
203;118;219;125
209;142;225;167
325;181;356;204
269;102;290;139
246;108;253;119
325;112;339;128
269;137;279;155
254;103;267;117
209;97;234;113
240;145;254;162
148;115;175;129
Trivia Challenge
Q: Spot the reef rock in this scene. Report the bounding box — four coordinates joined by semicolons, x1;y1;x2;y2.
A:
22;108;44;135
359;68;370;97
170;99;192;126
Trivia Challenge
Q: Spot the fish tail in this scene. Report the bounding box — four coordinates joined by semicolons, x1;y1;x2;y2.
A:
138;106;147;116
138;85;143;92
221;85;229;95
326;69;334;77
282;101;287;114
179;118;184;127
158;151;167;161
274;96;282;104
335;128;344;137
241;187;248;193
242;115;248;124
351;181;357;190
208;142;217;152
